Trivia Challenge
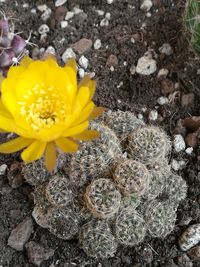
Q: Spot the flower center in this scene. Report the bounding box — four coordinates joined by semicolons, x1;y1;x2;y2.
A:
19;83;70;131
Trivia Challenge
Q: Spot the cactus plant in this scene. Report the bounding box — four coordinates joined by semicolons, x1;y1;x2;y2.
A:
114;160;150;197
184;0;200;53
85;178;121;219
0;18;27;76
79;220;117;258
128;126;171;165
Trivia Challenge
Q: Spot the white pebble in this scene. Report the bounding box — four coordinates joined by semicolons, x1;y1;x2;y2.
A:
100;18;109;27
79;55;89;69
45;46;55;55
94;39;102;50
0;164;7;175
41;8;52;21
72;7;83;14
107;0;114;3
130;65;136;75
146;12;151;17
140;0;153;11
65;11;74;20
148;110;158;121
179;224;200;251
95;10;105;16
185;147;193;155
38;24;50;35
105;12;111;20
136;52;157;75
171;159;186;171
60;21;68;28
131;37;135;43
157;68;169;78
62;48;76;63
37;4;48;12
159;43;173;56
55;0;67;7
138;114;143;120
30;8;37;14
78;68;85;78
157;96;169;105
173;134;186;153
110;66;114;72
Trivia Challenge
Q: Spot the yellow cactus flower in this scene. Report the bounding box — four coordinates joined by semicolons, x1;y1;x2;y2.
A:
0;56;104;171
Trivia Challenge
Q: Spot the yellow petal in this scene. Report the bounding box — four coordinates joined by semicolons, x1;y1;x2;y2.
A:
21;140;46;163
20;56;33;67
0;114;18;132
78;76;96;100
73;130;100;141
73;86;90;114
78;75;91;88
71;101;94;126
55;137;79;153
62;121;89;137
0;137;33;153
88;107;105;120
45;142;57;172
64;58;77;103
0;100;13;118
0;72;4;89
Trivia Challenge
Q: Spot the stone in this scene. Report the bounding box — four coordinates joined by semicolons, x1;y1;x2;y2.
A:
148;110;158;121
94;39;102;50
7;162;24;188
45;45;56;55
157;96;169;105
157;68;169;78
107;0;114;3
173;134;186;153
26;241;54;266
71;38;93;54
60;21;68;28
55;6;67;21
41;8;52;21
159;43;173;55
140;0;153;11
171;159;186;171
62;48;76;63
160;78;174;95
0;164;7;175
96;10;105;16
65;11;74;20
130;65;136;75
106;54;118;66
181;93;194;107
179;224;200;251
185;147;193;155
100;18;109;27
8;217;33;251
142;246;153;263
79;55;89;69
177;254;193;267
55;0;67;7
38;24;50;35
37;4;48;12
183;116;200;131
136;52;157;75
78;68;85;78
188;246;200;260
185;132;198;148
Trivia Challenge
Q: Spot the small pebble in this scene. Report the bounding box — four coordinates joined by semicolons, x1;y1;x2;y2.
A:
78;68;85;78
72;6;83;14
106;54;118;66
45;45;56;55
159;43;173;56
140;0;153;11
160;78;174;95
157;68;169;78
138;114;143;120
107;0;114;3
110;66;114;72
8;217;33;251
188;246;200;260
38;24;50;35
41;8;52;21
71;38;93;54
171;159;186;171
79;55;89;69
37;4;48;12
105;12;111;20
65;11;74;20
94;39;102;50
157;96;169;105
179;224;200;251
55;0;67;7
148;110;158;121
173;134;186;153
100;18;109;26
60;21;68;28
62;48;76;63
0;164;7;175
177;254;193;267
185;147;193;155
131;37;135;43
136;52;157;75
130;65;136;75
95;10;105;16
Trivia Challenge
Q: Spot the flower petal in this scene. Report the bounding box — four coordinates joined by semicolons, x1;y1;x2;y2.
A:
55;137;79;153
88;107;105;120
73;130;100;141
78;76;96;100
78;75;91;88
45;142;57;172
0;137;33;153
20;55;33;67
21;140;46;163
71;101;94;126
62;121;89;137
73;86;90;115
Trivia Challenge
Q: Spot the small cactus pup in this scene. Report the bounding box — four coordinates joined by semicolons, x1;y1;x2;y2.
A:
114;160;150;197
128;126;171;165
184;0;200;53
64;122;122;187
85;178;122;218
79;220;117;258
114;209;147;246
0;17;27;76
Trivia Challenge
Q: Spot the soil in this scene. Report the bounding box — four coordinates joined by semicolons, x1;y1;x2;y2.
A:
0;0;200;267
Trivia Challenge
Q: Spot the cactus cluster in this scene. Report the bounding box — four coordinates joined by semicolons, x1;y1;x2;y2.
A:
0;18;27;76
23;111;187;258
